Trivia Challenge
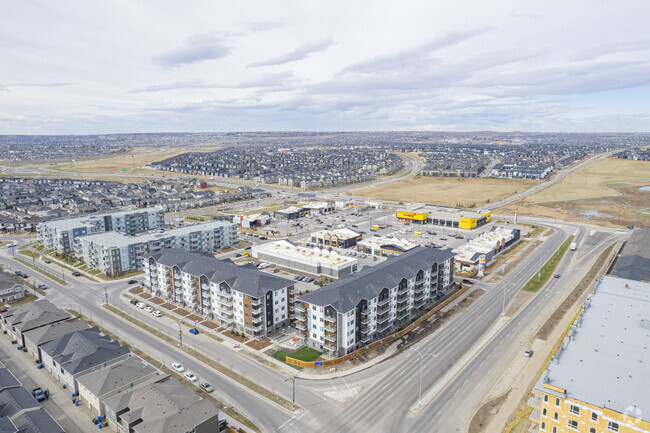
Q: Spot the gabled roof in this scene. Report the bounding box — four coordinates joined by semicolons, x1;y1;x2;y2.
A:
147;248;293;297
298;247;454;312
76;356;158;397
22;319;91;348
2;300;71;333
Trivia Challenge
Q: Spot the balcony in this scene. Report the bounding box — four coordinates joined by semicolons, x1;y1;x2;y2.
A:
217;314;233;324
397;310;410;320
361;335;372;344
219;298;233;306
324;333;337;342
217;308;233;317
324;324;337;332
219;291;233;299
414;292;426;302
397;285;409;294
360;317;369;326
377;321;392;333
294;304;306;313
251;298;263;307
376;314;390;324
360;309;370;316
377;298;390;307
250;324;264;332
252;315;264;324
323;315;336;324
397;292;410;302
289;287;298;295
251;307;264;315
295;322;307;331
360;326;371;335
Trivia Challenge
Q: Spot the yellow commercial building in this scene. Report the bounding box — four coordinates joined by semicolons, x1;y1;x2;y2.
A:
528;276;650;433
396;207;491;230
396;211;428;222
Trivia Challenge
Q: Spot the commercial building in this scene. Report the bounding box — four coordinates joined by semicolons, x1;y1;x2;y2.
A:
529;275;650;433
103;376;222;433
295;247;454;357
357;236;419;257
0;300;71;347
453;227;521;272
37;208;165;254
144;249;295;337
75;221;238;275
274;206;310;220
303;201;333;215
310;228;362;248
0;270;25;304
252;240;358;279
610;227;650;282
396;207;491;229
40;327;131;394
233;212;270;229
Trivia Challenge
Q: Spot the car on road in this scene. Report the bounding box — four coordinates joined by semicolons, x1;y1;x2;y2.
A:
32;388;46;402
72;271;81;277
373;256;378;261
127;279;137;284
200;382;214;393
524;349;534;357
462;279;474;285
172;363;185;373
189;328;199;335
44;260;51;264
37;284;47;290
554;273;561;278
235;253;242;258
130;299;138;305
144;306;153;313
152;310;162;317
136;302;145;309
184;372;197;382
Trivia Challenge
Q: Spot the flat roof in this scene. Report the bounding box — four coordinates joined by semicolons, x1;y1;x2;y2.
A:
538;276;650;421
454;227;519;261
357;236;418;250
40;207;161;230
253;240;357;268
611;227;650;282
79;221;233;248
405;205;490;220
310;228;362;240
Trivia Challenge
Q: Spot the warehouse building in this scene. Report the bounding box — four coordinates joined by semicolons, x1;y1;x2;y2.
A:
295;247;454;356
396;206;491;230
252;240;358;279
453;227;521;272
37;207;165;254
273;206;310;220
528;275;650;433
76;221;238;275
357;236;419;257
310;228;362;248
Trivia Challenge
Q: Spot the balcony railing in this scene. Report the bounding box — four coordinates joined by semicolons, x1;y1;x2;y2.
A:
217;314;233;324
361;335;372;344
217;308;233;317
377;298;390;307
360;309;370;316
323;315;336;324
360;317;369;326
414;292;427;302
251;298;263;307
252;315;264;324
295;322;307;331
360;326;371;335
397;310;409;320
376;314;390;324
324;324;336;332
294;304;307;313
377;322;392;333
219;291;233;299
294;313;306;322
324;333;337;342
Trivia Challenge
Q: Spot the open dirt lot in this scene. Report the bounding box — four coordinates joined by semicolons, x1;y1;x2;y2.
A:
355;176;538;207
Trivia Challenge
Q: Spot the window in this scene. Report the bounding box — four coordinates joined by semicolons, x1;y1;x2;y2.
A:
312;324;316;330
552;427;557;433
568;419;578;430
544;394;549;403
590;428;596;433
555;398;560;406
554;412;559;421
591;412;598;422
541;422;546;431
607;421;619;432
542;408;547;417
569;404;580;416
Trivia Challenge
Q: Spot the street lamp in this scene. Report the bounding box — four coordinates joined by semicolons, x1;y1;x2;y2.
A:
178;320;183;347
409;347;437;406
285;370;300;408
104;285;109;305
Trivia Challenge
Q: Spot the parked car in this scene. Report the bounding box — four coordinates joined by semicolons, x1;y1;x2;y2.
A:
130;299;138;305
136;302;145;309
184;372;197;382
32;388;46;402
373;257;378;261
189;328;199;335
144;306;153;313
37;284;47;290
554;273;561;278
152;311;162;317
172;363;185;373
200;382;214;393
72;271;81;277
524;349;534;357
462;279;474;285
44;260;51;264
127;279;137;284
235;253;242;258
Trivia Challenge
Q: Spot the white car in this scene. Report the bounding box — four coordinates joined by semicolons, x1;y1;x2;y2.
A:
172;363;185;373
184;372;197;382
152;310;162;317
144;306;153;313
136;302;145;309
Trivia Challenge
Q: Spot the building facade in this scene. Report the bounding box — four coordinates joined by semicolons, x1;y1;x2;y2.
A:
295;247;454;357
75;221;238;275
143;249;295;338
396;207;491;229
356;236;419;257
0;270;25;304
37;208;165;254
310;228;362;248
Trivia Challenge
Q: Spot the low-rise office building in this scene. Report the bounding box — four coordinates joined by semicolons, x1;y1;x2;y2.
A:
37;207;165;254
453;227;521;272
0;300;71;347
357;236;419;257
274;206;310;220
396;207;491;229
529;275;650;433
234;212;270;229
252;239;358;279
310;228;362;248
296;247;454;357
144;249;295;337
75;221;238;275
0;270;25;304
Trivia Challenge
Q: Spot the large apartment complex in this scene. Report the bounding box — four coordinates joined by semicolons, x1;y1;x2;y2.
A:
37;208;165;253
296;247;454;357
143;249;295;337
76;221;238;275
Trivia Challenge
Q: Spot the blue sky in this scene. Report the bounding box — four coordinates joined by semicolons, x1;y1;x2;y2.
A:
1;0;650;134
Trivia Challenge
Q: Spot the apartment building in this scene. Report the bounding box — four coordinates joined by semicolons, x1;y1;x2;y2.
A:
529;276;650;433
296;247;454;357
143;249;295;338
75;221;238;275
37;208;165;253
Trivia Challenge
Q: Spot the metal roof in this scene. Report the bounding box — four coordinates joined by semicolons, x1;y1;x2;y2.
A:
611;227;650;282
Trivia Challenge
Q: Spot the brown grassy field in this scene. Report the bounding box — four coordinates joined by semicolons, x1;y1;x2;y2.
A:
522;157;650;203
355;176;538;207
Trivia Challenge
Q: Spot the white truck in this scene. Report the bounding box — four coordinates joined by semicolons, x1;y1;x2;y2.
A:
570;242;577;251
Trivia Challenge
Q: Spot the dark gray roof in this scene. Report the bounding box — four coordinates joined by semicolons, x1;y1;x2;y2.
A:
298;247;454;312
77;355;158;397
147;248;293;297
2;300;71;333
0;416;16;432
0;271;22;293
40;327;130;375
0;369;20;393
0;387;39;419
22;319;91;348
611;228;650;282
9;408;65;433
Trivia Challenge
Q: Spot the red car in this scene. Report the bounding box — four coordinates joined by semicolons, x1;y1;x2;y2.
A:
462;279;474;285
386;224;392;227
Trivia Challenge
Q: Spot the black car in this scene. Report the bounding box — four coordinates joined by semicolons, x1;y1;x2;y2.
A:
130;299;138;305
127;279;138;285
235;253;242;258
72;271;81;277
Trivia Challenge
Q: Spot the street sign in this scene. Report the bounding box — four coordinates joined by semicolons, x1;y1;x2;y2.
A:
315;361;322;366
121;169;128;172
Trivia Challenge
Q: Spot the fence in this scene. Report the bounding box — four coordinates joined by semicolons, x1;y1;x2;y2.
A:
286;284;470;368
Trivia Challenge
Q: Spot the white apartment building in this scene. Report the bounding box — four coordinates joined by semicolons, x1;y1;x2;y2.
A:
296;247;454;357
37;208;165;254
75;221;237;275
143;249;295;337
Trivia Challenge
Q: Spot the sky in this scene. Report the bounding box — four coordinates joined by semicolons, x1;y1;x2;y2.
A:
2;1;650;134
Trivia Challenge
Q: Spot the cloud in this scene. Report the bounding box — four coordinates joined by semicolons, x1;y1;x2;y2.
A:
129;80;215;93
248;37;334;67
152;35;230;67
129;72;297;93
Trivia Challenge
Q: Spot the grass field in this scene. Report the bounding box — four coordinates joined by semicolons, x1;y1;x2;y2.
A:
355;176;538;207
522;157;650;203
273;347;322;364
522;236;573;293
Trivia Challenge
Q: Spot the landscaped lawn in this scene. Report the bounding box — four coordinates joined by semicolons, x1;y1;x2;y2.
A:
273;347;322;364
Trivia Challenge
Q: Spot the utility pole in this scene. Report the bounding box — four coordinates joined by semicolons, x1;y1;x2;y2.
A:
409;347;437;406
61;265;65;283
285;370;300;408
104;286;109;305
178;320;183;347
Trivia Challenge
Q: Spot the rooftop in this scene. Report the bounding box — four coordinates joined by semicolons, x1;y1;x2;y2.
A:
1;300;71;332
253;239;358;268
77;355;158;397
538;276;650;421
611;227;650;282
357;235;419;251
310;228;362;240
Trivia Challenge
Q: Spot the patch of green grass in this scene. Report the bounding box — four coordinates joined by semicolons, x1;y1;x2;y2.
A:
14;258;69;286
522;236;574;293
274;347;322;363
